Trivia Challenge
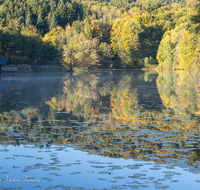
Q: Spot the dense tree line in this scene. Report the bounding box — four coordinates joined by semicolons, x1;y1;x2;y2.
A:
0;0;199;69
0;0;85;66
156;5;200;69
0;26;59;65
0;0;84;35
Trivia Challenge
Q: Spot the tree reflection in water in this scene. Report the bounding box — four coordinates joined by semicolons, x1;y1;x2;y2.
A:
0;71;200;168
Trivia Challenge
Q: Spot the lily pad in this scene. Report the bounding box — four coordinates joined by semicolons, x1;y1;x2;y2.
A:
98;171;112;175
113;176;125;179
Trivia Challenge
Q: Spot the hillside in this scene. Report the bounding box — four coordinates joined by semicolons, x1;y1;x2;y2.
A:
0;0;199;70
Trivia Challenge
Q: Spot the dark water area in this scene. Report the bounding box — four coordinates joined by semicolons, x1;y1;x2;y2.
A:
0;71;200;190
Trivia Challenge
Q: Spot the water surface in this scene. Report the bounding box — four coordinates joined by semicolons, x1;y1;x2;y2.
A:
0;71;200;190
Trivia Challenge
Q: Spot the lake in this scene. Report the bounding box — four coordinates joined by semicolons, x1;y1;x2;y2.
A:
0;70;200;190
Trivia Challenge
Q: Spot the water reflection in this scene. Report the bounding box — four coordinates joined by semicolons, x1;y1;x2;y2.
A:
0;71;200;189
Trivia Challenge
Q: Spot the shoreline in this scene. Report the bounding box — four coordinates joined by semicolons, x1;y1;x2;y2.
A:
4;64;198;73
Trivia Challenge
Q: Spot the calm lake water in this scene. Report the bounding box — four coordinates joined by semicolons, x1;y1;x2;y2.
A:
0;71;200;190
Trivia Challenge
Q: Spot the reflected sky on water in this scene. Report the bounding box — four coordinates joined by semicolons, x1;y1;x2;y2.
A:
0;71;200;190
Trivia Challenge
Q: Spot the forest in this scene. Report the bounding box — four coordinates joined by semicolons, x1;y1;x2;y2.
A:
0;0;199;70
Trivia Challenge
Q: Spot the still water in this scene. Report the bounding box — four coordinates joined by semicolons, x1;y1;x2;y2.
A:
0;71;200;190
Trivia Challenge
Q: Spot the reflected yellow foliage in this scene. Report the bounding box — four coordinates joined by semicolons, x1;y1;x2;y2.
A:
157;70;200;116
110;88;143;124
2;72;200;165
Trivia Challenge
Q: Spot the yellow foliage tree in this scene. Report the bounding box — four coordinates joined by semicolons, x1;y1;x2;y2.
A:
178;30;197;69
110;17;143;68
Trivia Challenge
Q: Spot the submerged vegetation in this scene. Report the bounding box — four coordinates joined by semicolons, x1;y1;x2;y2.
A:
0;0;199;70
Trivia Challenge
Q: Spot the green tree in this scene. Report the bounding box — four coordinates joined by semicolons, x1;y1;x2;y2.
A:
83;17;92;40
49;14;58;31
36;14;44;34
191;0;200;24
26;14;32;26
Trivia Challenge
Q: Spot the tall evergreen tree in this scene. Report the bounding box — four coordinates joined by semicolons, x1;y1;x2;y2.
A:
26;14;32;26
49;14;58;31
36;13;44;34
